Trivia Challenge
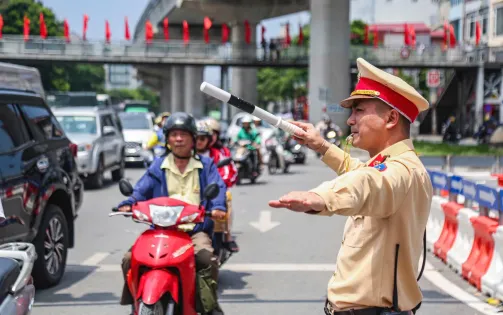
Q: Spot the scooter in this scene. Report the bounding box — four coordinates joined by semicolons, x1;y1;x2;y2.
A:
0;239;37;315
265;136;293;174
285;137;306;164
212;157;235;267
110;179;221;315
231;140;259;184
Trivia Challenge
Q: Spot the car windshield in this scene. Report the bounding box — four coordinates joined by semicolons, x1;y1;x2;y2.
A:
56;115;97;134
119;114;150;130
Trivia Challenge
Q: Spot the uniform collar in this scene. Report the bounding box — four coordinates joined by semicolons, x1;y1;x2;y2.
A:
365;139;415;167
161;153;203;176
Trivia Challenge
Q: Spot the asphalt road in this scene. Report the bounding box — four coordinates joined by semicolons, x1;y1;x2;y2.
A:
32;154;498;315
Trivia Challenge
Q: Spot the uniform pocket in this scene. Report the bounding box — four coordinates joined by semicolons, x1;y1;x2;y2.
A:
343;215;371;248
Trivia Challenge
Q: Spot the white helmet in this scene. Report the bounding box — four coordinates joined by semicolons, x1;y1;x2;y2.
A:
252;116;261;122
241;115;252;124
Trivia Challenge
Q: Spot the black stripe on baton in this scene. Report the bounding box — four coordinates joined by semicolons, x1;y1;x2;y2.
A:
228;95;255;114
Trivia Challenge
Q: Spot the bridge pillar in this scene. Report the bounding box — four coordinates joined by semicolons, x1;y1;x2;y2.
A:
475;63;484;133
171;66;185;113
308;0;350;130
184;66;204;118
230;21;258;117
160;79;171;113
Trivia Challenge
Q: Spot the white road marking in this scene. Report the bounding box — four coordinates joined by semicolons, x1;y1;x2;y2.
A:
423;261;499;315
81;252;111;266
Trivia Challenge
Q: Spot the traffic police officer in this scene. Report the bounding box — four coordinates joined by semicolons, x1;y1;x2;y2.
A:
269;58;433;315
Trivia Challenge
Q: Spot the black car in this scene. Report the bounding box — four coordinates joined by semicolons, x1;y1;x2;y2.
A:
0;89;83;288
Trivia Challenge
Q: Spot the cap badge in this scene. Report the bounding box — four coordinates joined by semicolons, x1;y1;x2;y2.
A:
350;90;381;97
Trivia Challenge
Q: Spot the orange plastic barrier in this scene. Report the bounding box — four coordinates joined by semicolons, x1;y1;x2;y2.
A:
461;216;499;290
433;202;463;262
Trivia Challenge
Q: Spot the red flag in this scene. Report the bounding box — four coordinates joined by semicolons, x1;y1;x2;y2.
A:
449;24;456;48
39;13;47;39
24;16;30;42
244;20;251;44
222;24;229;43
163;18;169;41
363;24;369;45
203;17;212;44
298;24;304;46
125;17;131;41
373;26;378;48
0;15;4;39
409;24;416;48
261;25;266;44
285;22;291;46
475;20;481;46
63;19;70;43
183;20;189;44
105;20;111;43
404;23;410;46
145;20;153;43
83;14;89;41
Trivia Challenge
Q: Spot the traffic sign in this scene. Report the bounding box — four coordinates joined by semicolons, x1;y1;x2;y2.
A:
461;180;477;200
430;171;449;190
449;175;463;195
427;70;441;88
476;184;499;210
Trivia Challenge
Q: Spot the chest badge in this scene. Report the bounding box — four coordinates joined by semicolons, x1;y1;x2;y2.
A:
374;163;387;172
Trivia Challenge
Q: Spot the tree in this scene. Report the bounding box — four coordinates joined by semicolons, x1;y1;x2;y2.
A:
106;88;160;113
0;0;105;92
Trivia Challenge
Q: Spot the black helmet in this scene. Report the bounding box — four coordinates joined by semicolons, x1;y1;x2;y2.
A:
163;112;197;138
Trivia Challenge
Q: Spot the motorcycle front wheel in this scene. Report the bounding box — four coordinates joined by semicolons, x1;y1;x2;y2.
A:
139;298;175;315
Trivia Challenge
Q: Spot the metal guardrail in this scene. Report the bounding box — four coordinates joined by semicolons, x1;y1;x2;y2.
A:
420;155;503;173
0;35;477;67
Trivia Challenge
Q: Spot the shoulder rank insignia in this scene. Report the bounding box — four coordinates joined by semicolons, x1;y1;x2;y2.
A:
373;163;387;172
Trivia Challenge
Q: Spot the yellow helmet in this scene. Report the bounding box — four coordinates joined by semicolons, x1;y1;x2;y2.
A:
205;117;221;133
155;112;171;125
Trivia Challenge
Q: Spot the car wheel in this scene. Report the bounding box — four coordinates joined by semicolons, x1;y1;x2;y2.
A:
32;204;69;289
89;157;104;189
112;153;125;181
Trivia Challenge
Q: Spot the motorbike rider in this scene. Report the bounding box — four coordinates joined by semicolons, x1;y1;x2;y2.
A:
196;120;239;253
116;112;227;315
234;115;262;176
315;113;343;138
145;111;171;151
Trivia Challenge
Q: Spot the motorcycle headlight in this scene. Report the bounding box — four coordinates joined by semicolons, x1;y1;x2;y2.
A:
294;144;301;150
149;205;185;227
327;131;336;139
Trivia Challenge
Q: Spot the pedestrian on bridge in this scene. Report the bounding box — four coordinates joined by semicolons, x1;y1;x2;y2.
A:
269;58;433;315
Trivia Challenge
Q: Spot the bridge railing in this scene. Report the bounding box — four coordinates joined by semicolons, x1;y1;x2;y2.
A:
0;35;474;65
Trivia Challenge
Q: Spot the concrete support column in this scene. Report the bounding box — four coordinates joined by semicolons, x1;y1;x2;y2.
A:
184;66;205;118
500;68;503;124
160;78;171;113
474;63;484;133
230;21;257;117
171;66;185;113
220;66;230;122
308;0;350;129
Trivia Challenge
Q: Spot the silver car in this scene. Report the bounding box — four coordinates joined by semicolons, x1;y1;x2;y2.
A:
118;112;156;164
53;106;126;188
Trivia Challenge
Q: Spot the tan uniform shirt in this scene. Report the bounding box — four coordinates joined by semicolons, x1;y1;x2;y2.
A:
310;139;433;311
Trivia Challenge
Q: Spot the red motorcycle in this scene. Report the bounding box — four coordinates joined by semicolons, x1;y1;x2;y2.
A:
110;179;221;315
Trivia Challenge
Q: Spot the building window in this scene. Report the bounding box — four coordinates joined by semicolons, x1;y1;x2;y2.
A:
483;17;488;35
496;6;503;36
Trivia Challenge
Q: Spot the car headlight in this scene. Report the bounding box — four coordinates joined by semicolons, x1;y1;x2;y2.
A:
78;143;92;152
149;205;185;227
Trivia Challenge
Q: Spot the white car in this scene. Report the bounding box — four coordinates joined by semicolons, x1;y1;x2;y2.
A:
118;112;156;163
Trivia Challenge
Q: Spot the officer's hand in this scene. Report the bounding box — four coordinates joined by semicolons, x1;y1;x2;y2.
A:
269;191;325;213
211;209;226;220
118;205;132;212
289;121;327;154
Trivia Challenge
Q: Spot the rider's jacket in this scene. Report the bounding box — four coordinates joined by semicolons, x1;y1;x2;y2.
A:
235;127;261;150
208;147;237;188
117;153;227;235
146;128;166;151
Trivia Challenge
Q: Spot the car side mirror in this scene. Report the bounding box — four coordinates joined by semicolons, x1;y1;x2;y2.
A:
103;126;116;136
119;179;134;197
203;183;220;201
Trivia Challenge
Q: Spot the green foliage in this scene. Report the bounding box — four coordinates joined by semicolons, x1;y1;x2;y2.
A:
413;141;503;156
0;0;105;92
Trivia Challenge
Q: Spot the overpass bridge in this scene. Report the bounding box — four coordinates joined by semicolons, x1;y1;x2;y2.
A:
0;35;477;69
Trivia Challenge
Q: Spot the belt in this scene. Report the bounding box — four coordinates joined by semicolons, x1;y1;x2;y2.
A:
324;301;412;315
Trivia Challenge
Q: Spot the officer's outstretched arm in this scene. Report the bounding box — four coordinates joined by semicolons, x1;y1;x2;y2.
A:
309;161;411;218
321;144;366;175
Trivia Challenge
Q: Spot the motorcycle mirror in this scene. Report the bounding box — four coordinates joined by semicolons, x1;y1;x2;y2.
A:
119;179;134;197
203;183;220;201
217;157;232;168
